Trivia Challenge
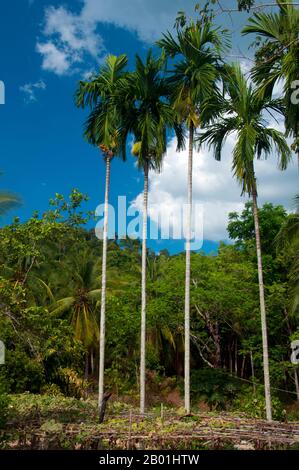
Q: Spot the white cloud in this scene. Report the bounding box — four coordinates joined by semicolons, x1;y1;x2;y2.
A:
36;42;71;75
82;69;96;80
43;6;100;57
19;79;46;102
37;6;105;75
130;134;298;243
273;78;285;98
239;59;254;76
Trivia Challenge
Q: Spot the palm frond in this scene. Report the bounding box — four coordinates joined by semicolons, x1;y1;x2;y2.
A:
50;297;75;316
0;192;21;216
243;1;299;139
75;54;128;159
37;278;56;303
197;63;291;196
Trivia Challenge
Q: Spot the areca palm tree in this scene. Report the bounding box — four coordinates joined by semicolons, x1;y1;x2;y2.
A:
199;64;292;421
158;18;228;414
243;0;299;166
76;54;128;410
117;50;176;414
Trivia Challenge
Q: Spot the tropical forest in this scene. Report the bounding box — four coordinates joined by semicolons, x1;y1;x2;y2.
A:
0;0;299;453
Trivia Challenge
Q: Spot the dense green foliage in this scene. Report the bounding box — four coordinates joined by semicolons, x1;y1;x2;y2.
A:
0;192;298;417
0;378;10;428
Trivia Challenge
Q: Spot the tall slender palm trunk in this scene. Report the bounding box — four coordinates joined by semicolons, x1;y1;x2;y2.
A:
140;162;149;415
184;123;194;415
252;181;272;422
98;154;111;410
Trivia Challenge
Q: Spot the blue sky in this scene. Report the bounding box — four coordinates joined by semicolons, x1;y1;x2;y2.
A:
0;0;297;254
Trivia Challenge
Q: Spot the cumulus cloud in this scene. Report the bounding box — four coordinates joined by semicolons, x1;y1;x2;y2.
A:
36;42;71;75
82;69;96;80
19;79;46;102
130;134;298;243
37;6;105;75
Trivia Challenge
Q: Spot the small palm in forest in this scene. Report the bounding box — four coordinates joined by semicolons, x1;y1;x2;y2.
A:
46;251;101;377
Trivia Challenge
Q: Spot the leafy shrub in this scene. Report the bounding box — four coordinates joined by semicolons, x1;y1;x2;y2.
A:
146;344;163;373
40;383;63;397
0;395;10;429
285;401;299;422
3;350;45;393
57;367;89;398
40;419;63;433
105;365;135;396
232;385;284;421
0;378;10;428
191;369;240;410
